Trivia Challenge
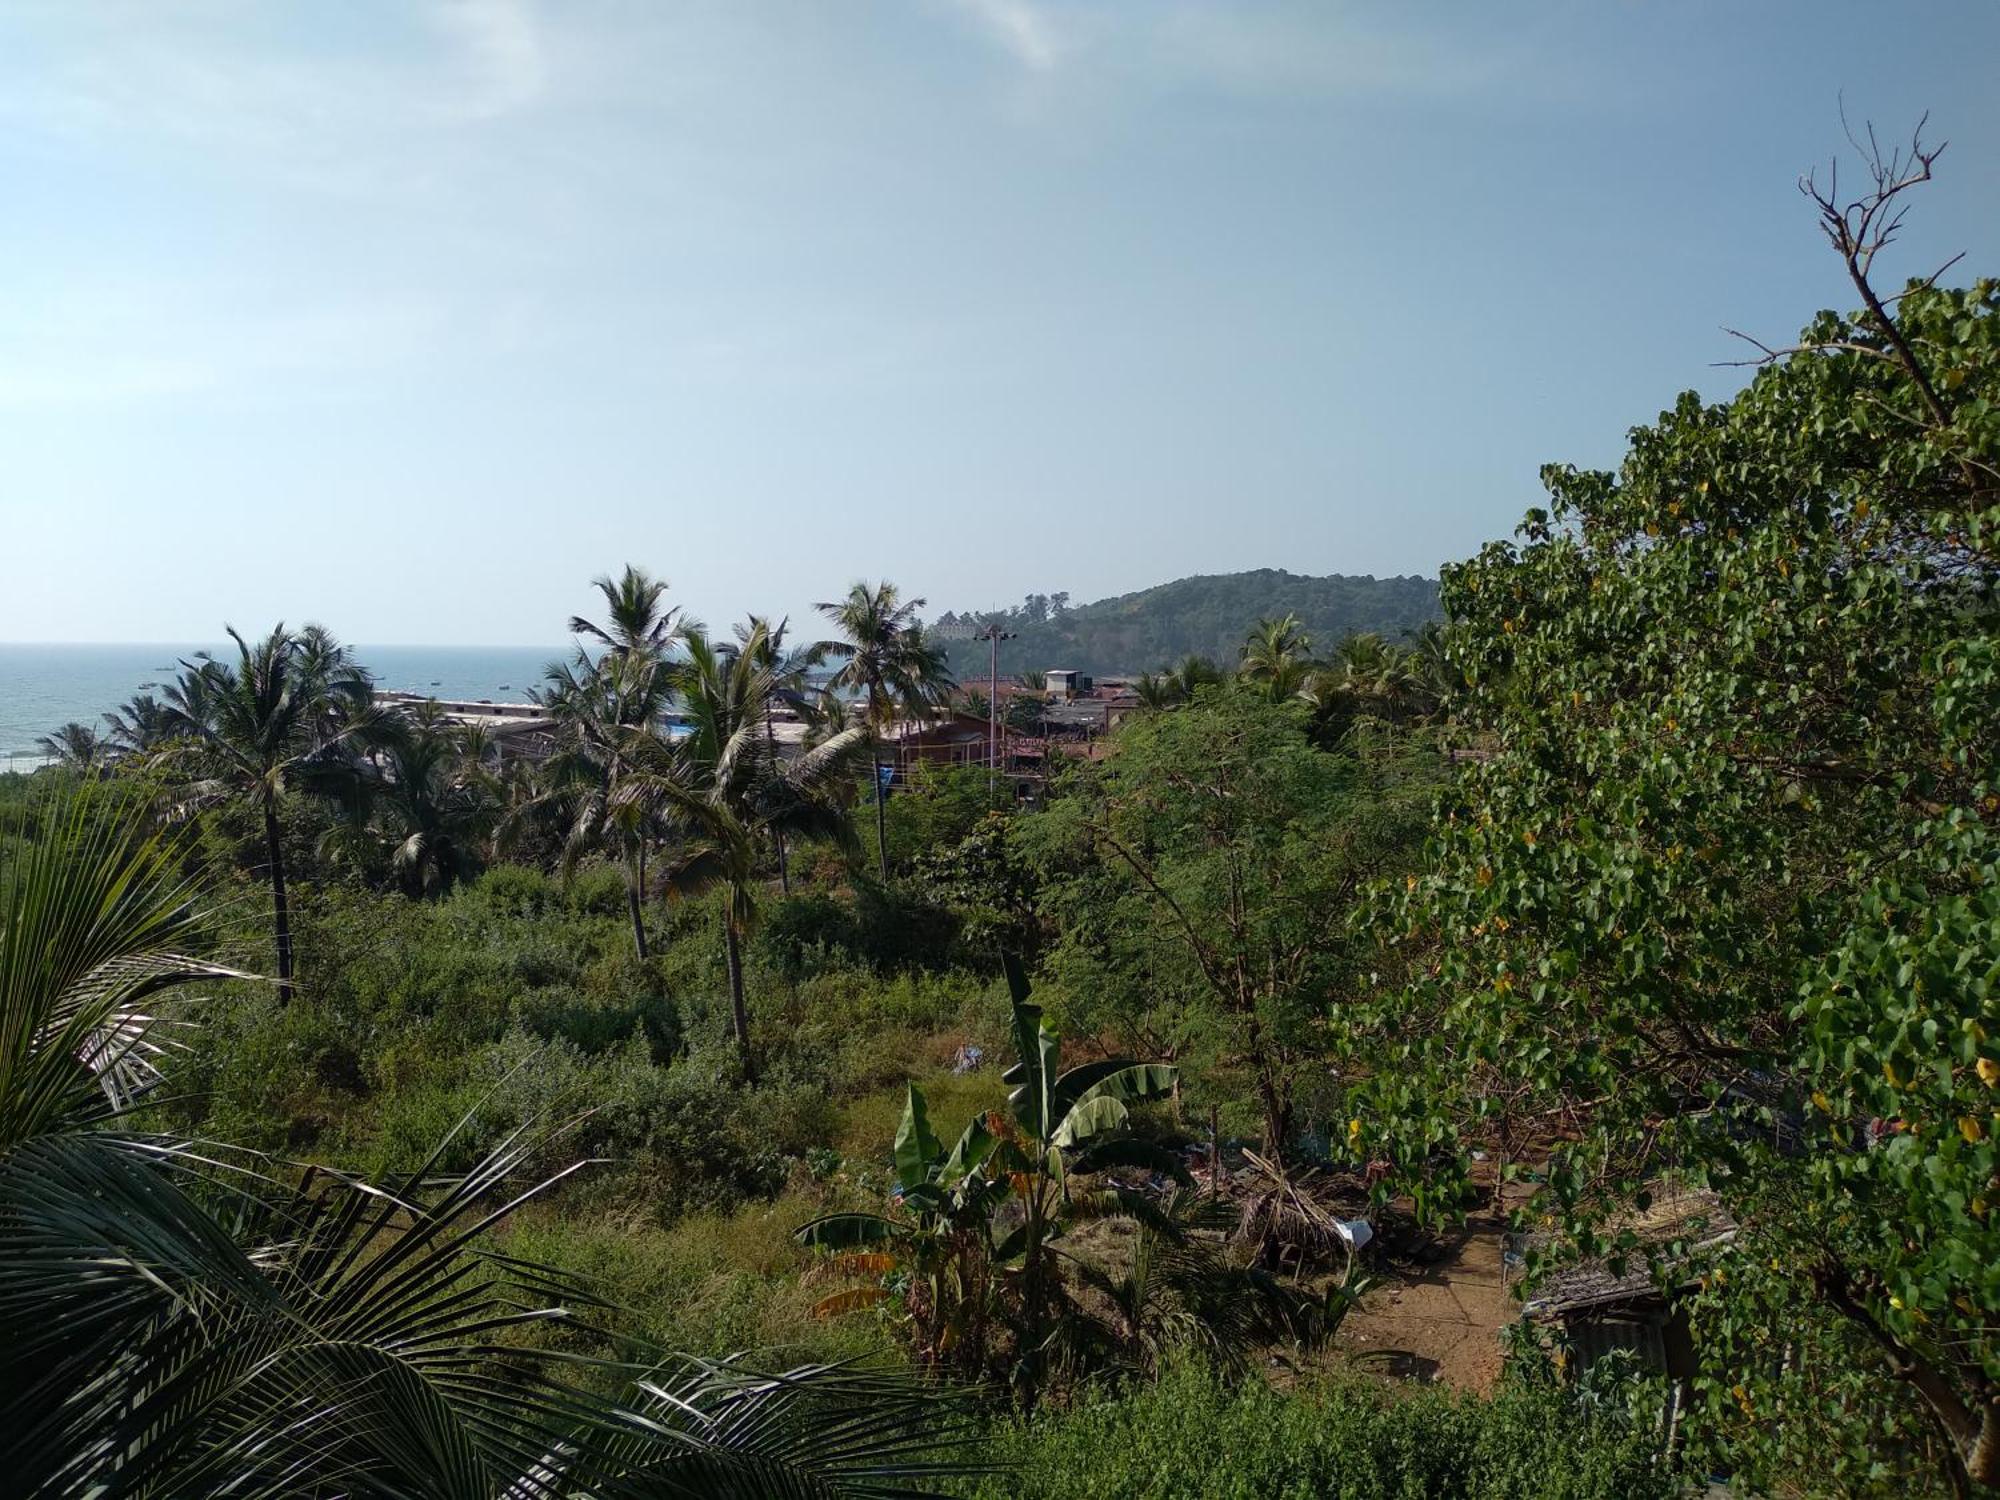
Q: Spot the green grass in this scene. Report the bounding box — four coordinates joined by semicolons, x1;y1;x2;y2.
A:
499;1185;898;1367
951;1362;1679;1500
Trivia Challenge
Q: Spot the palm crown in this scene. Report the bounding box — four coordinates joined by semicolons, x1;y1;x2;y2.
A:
815;581;955;877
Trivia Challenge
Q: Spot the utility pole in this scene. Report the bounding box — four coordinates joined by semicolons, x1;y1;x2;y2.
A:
977;624;1017;797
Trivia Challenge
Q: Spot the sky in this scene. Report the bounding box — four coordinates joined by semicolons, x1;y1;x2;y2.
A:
2;2;1996;646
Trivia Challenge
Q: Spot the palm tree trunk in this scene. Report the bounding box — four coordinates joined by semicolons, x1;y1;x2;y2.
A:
262;796;294;1004
872;746;889;879
765;713;790;895
627;844;649;960
724;906;755;1084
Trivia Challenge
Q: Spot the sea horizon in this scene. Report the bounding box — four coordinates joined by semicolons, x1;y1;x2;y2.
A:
0;641;573;761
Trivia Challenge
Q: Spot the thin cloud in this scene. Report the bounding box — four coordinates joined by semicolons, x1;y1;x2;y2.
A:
429;0;549;119
948;0;1066;73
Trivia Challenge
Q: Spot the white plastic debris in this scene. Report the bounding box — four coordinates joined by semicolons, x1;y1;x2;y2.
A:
1334;1217;1374;1251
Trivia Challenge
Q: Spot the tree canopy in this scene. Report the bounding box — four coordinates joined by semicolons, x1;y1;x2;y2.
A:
1358;181;1999;1491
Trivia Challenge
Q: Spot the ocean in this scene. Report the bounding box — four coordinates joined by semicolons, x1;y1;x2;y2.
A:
0;642;566;764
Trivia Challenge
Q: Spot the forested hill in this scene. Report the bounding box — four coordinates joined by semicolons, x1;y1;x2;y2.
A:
933;569;1442;677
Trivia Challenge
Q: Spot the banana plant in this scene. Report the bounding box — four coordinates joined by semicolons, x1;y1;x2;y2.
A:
798;955;1181;1397
796;1083;1012;1374
991;952;1180;1399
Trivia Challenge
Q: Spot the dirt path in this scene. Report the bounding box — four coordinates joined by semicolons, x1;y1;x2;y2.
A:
1334;1216;1517;1393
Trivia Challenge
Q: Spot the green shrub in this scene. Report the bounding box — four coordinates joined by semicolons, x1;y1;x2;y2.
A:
467;863;559;918
956;1363;1677;1500
563;863;629;918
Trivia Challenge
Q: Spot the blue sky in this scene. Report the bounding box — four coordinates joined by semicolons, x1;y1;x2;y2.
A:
2;1;1995;645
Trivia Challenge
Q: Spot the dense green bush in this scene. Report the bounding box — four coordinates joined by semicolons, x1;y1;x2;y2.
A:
958;1363;1676;1500
753;881;967;976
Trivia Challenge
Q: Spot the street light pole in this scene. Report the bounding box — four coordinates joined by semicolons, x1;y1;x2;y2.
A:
979;625;1017;797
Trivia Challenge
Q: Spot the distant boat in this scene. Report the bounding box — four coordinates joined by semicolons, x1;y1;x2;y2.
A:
430;680;441;686
498;683;511;690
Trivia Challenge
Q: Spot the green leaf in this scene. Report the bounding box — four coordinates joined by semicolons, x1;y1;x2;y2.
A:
1052;1094;1132;1148
794;1212;906;1249
893;1083;940;1193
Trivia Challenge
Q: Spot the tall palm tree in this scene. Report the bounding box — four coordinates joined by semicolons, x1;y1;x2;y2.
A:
732;613;834;895
159;624;376;1002
1238;613;1314;699
815;581;955;878
519;645;676;958
0;788;976;1497
34;721;107;772
629;625;867;1080
568;564;686;660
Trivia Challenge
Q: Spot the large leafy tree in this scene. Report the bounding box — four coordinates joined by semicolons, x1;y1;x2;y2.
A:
816;581;955;878
160;623;376;1002
625;624;866;1081
1020;687;1438;1163
1361;137;2000;1494
0;788;976;1498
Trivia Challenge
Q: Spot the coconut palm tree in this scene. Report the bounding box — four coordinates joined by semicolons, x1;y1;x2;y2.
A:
0;788;976;1498
33;721;108;772
103;691;178;755
1403;619;1461;717
732;613;834;895
1169;654;1225;700
1239;613;1315;699
627;625;867;1080
519;645;677;959
159;624;377;1002
568;563;686;660
331;705;502;898
815;581;955;879
1133;672;1181;711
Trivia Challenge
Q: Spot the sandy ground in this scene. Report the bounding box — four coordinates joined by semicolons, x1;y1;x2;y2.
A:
1333;1215;1518;1393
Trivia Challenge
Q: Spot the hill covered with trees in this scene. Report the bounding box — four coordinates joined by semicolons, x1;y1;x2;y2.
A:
932;569;1441;677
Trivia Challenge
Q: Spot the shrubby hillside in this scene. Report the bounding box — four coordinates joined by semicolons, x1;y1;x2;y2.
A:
935;568;1441;676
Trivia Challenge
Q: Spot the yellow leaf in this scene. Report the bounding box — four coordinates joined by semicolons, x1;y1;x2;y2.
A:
1811;1090;1830;1114
1347;1118;1363;1143
1978;1057;1999;1090
818;1252;897;1282
811;1287;890;1320
1966;1117;1989;1145
1883;1061;1900;1088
